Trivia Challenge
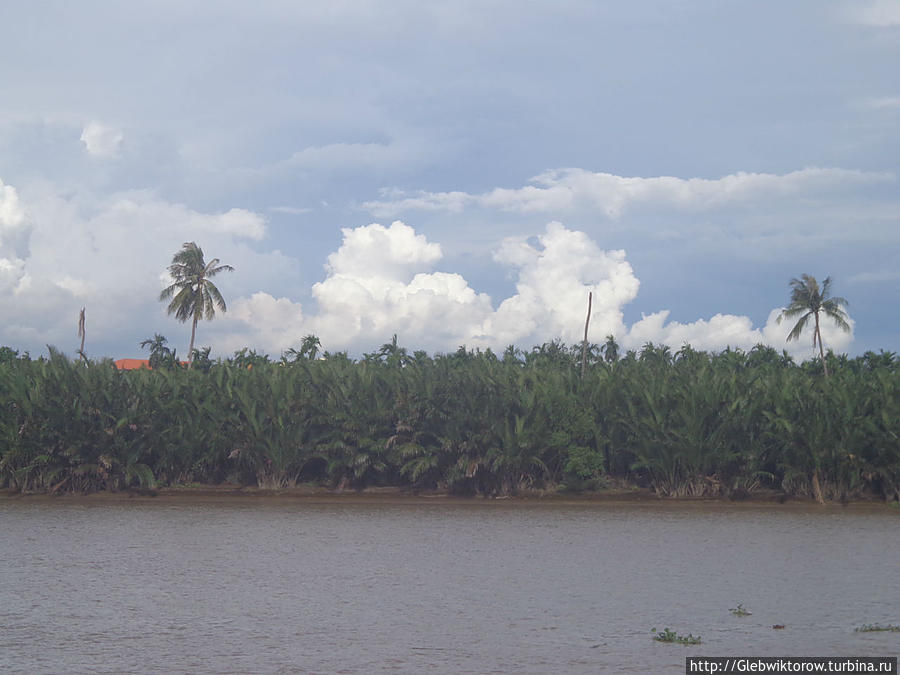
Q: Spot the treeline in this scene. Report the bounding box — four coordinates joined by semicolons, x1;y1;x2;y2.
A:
1;341;898;502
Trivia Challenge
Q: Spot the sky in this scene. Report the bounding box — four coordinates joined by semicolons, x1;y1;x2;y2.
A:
1;1;898;361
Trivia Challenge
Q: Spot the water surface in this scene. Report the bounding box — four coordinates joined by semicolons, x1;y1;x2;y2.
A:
1;499;897;673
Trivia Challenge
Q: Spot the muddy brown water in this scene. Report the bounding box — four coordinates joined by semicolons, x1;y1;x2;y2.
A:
1;498;898;673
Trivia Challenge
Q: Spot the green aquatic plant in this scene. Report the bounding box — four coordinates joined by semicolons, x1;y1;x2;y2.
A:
729;603;752;617
855;624;900;633
651;628;702;645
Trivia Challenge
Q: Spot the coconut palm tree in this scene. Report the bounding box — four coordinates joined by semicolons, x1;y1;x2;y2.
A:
601;335;619;364
159;242;233;366
140;333;174;369
284;334;322;362
777;274;850;377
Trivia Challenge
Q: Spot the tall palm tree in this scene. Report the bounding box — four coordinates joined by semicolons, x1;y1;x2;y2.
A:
777;274;850;377
601;335;619;364
159;242;233;365
284;334;322;362
140;333;175;369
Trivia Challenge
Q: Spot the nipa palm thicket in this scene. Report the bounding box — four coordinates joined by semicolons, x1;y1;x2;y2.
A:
0;341;897;502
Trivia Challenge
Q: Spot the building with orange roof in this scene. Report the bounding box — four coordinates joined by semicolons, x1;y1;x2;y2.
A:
114;358;151;370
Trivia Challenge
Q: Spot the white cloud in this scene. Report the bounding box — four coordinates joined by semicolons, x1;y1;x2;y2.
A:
364;167;893;218
488;222;640;345
218;292;308;355
0;183;283;356
325;220;442;279
309;221;493;350
0;185;859;360
363;189;475;217
80;122;124;158
222;221;642;354
213;208;267;241
0;179;30;292
626;311;764;353
0;257;26;293
0;179;27;230
97;193;266;242
55;275;96;298
202;220;860;358
852;0;900;26
625;308;855;359
857;96;900;110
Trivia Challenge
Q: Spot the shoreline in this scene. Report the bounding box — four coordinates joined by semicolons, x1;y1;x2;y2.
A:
2;485;896;510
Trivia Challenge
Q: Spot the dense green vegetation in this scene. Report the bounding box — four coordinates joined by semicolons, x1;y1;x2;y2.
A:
1;339;898;501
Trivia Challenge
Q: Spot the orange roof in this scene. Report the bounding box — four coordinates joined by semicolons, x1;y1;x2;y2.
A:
115;358;151;370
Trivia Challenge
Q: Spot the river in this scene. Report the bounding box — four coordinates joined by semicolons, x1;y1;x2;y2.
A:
1;498;897;673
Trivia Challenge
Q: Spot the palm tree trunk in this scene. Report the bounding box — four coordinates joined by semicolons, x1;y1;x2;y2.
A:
581;292;592;379
188;314;198;368
814;311;828;377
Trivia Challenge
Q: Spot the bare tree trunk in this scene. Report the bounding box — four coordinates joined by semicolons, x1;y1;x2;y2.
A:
77;307;88;362
581;292;592;379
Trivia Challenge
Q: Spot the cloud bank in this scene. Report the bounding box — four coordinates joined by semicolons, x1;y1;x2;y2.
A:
0;176;857;361
219;220;853;359
363;167;893;219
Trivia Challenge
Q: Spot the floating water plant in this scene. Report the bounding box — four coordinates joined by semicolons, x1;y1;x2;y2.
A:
651;628;702;645
729;604;752;617
855;624;900;633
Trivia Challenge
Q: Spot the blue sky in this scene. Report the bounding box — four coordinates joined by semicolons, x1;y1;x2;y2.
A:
1;1;898;360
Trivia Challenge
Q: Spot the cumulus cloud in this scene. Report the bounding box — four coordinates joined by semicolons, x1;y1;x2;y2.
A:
0;180;27;229
626;311;763;353
487;222;640;345
221;221;641;354
308;221;493;350
363;167;893;219
625;308;855;359
0;179;30;291
217;292;308;355
215;220;857;358
216;222;489;354
324;220;441;279
80;122;124;158
0;257;26;294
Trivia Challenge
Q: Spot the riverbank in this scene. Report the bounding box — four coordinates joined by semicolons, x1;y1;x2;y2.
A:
2;484;896;509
